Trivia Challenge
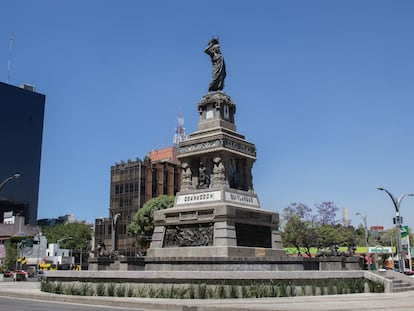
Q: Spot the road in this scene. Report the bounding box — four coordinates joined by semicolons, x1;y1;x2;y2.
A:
0;296;150;311
1;279;414;310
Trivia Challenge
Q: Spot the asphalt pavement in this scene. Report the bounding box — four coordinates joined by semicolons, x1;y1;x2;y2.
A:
1;280;414;311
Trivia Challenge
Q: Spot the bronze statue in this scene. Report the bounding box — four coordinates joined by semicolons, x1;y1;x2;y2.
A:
96;241;119;259
204;37;226;92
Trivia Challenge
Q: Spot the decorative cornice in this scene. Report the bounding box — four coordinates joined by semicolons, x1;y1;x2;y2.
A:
178;138;256;157
198;92;236;114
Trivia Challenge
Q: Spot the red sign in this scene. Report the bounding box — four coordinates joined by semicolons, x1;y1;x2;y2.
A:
370;226;384;231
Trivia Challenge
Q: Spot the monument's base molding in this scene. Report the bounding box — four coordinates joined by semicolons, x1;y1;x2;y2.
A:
146;246;285;259
87;255;361;272
144;256;361;271
144;255;313;271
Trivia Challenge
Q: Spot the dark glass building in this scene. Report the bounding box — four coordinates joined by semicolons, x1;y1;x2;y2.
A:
0;82;45;225
94;147;181;257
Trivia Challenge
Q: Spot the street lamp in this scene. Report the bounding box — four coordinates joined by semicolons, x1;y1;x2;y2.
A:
111;211;121;252
0;173;20;192
57;236;73;245
56;237;73;266
79;240;89;270
356;212;370;271
34;228;41;274
377;187;413;272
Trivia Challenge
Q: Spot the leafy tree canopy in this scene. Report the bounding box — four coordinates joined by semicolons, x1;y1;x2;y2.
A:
314;201;340;226
370;227;414;247
43;222;92;250
282;202;359;255
2;240;17;272
127;195;175;238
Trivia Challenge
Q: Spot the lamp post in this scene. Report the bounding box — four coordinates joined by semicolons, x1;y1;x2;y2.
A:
356;212;370;270
56;237;73;266
79;240;89;270
377;187;413;272
34;228;41;274
0;173;20;192
111;211;121;252
57;237;73;245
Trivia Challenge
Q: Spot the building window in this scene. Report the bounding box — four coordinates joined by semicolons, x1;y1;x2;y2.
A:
163;168;168;194
152;167;157;197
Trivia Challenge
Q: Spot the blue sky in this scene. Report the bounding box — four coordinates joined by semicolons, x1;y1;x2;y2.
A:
1;1;414;230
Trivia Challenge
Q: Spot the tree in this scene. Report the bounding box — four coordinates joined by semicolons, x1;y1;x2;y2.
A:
314;224;341;250
281;201;359;255
281;214;306;255
283;202;313;223
43;222;92;251
337;225;359;248
127;195;175;252
314;202;339;226
282;203;316;256
2;239;18;272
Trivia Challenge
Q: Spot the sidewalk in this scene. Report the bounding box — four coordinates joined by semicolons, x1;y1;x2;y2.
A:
1;281;414;310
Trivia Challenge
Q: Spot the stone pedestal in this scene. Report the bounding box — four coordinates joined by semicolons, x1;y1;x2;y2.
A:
147;188;284;259
146;92;285;270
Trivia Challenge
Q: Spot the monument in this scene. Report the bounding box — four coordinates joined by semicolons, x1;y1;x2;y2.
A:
146;38;285;270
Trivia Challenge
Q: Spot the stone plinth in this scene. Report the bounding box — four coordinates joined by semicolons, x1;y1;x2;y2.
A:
146;187;285;268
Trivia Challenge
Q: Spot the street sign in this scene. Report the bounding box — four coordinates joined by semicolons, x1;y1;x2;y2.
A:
368;246;392;254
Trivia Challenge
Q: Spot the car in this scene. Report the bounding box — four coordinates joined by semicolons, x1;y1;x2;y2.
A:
37;270;46;281
14;270;28;281
3;271;13;277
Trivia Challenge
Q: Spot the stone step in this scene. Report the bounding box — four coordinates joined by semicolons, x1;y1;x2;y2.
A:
374;270;414;292
391;280;414;292
393;285;414;292
393;282;411;288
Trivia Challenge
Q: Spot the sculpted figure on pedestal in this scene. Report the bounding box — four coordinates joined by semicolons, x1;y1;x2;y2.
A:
181;162;192;191
198;162;210;189
204;37;226;92
211;156;227;187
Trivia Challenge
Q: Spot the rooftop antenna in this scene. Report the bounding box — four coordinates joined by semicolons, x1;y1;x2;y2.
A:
7;33;13;83
173;112;188;145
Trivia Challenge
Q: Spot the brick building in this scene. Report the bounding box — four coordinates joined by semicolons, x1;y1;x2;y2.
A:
94;147;180;257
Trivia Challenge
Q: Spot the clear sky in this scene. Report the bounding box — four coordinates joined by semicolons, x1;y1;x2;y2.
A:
1;1;414;230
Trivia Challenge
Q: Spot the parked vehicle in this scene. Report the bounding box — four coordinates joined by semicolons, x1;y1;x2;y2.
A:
14;270;28;281
37;270;46;281
3;271;13;277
